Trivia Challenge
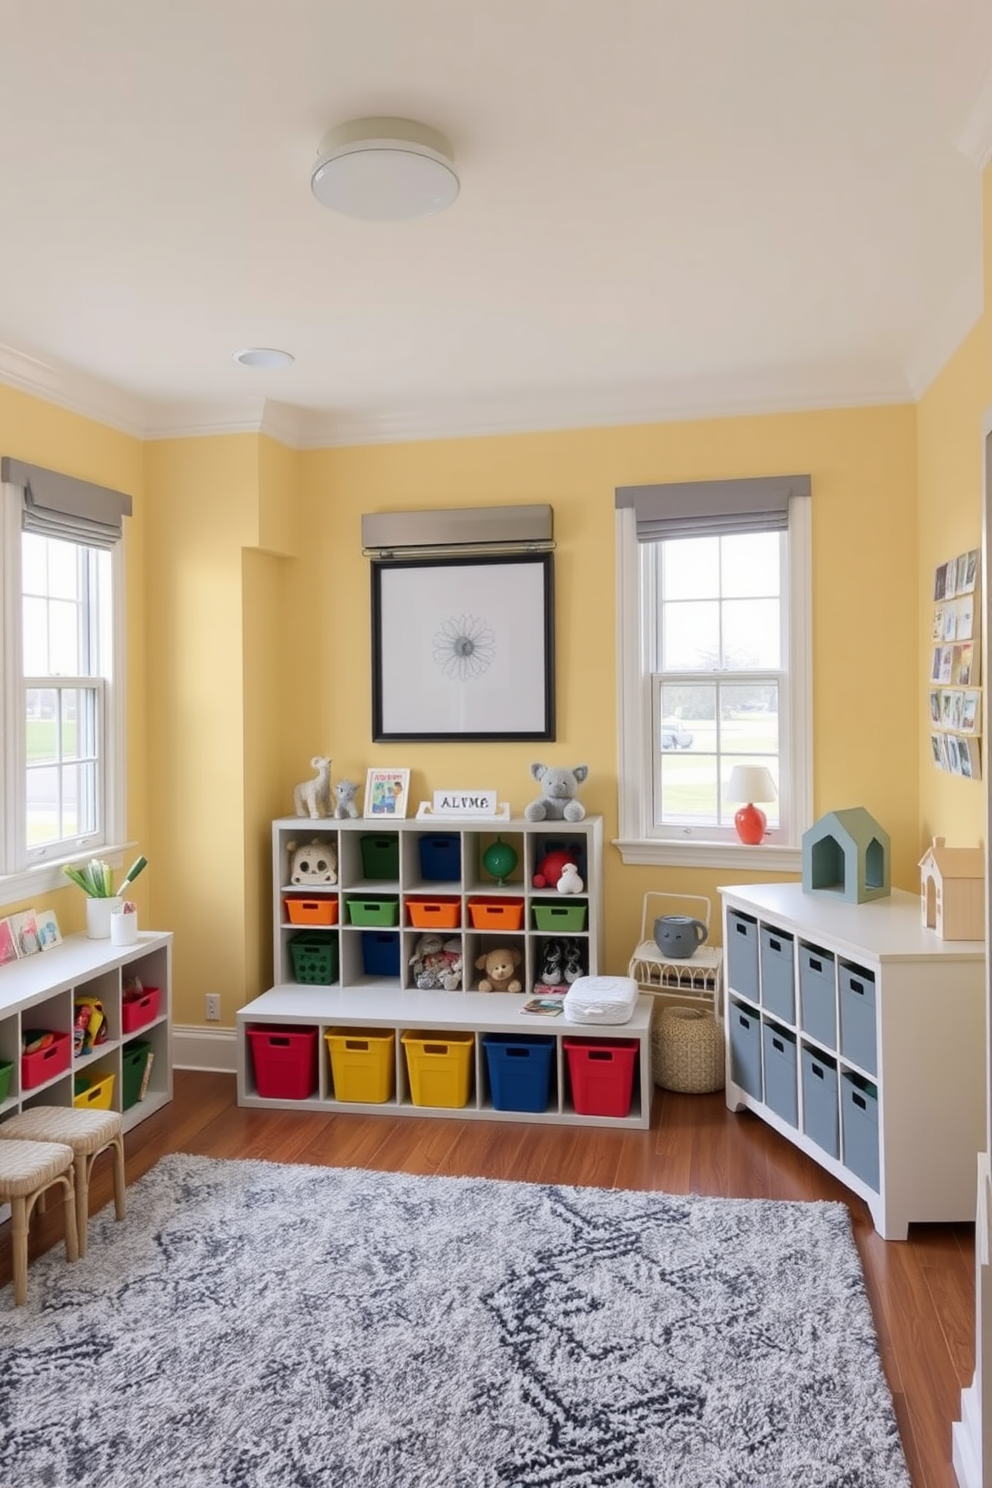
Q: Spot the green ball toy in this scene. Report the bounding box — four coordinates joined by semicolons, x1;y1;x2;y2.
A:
482;837;518;886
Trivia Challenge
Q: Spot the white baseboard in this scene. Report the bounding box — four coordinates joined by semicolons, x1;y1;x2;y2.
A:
172;1023;237;1073
953;1380;981;1488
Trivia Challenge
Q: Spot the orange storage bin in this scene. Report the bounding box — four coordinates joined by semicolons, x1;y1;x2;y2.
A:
285;896;339;927
407;897;460;930
467;897;524;930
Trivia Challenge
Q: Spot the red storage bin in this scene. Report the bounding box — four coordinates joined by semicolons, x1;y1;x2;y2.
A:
247;1025;318;1100
563;1037;639;1118
21;1031;72;1090
121;986;161;1034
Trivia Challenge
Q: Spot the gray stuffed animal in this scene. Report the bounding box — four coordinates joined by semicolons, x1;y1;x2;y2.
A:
333;780;360;819
524;763;588;822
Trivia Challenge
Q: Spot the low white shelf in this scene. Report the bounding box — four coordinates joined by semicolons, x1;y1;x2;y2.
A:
0;929;173;1133
720;881;984;1239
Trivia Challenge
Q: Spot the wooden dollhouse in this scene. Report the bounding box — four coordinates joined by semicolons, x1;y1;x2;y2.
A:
918;836;984;940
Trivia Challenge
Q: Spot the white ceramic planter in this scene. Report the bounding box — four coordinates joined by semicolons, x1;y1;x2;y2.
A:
86;895;123;939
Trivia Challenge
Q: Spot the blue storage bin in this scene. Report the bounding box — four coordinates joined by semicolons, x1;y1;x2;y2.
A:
361;930;400;978
761;1019;798;1127
841;1070;880;1191
801;1045;839;1159
759;926;795;1022
729;999;762;1099
482;1033;555;1113
799;943;836;1048
418;834;462;883
839;962;877;1074
726;912;759;1002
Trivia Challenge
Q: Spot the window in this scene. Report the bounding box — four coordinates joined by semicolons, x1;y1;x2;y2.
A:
0;459;130;898
615;476;811;869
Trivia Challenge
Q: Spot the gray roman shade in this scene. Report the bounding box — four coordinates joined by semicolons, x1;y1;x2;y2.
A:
615;474;811;541
1;456;132;549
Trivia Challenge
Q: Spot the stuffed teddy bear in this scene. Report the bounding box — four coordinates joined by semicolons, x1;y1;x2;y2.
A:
333;780;360;819
524;763;588;822
475;946;523;993
286;838;338;885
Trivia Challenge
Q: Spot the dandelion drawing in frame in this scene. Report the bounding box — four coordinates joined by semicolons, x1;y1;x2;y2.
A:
432;613;497;680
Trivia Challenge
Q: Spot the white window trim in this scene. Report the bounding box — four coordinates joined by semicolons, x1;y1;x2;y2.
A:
0;481;129;906
614;498;812;870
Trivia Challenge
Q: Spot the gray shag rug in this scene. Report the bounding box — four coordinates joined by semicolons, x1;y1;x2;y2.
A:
0;1154;909;1488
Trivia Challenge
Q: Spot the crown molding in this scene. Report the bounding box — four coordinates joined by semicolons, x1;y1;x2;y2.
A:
958;66;992;170
0;341;149;438
904;272;985;399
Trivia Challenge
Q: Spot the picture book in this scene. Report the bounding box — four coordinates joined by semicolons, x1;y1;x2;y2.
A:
0;917;19;966
34;908;62;950
8;909;40;957
521;997;564;1017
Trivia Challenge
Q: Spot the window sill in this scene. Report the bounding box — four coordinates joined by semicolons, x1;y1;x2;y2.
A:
0;845;130;911
613;838;802;873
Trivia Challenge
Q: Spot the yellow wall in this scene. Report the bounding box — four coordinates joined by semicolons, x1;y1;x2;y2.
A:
3;165;990;1025
917;161;992;848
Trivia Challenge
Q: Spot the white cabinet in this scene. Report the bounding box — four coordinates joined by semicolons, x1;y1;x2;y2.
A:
0;931;172;1131
235;816;653;1129
721;882;985;1239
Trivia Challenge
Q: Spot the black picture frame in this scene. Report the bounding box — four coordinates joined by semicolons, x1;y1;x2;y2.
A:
371;552;555;742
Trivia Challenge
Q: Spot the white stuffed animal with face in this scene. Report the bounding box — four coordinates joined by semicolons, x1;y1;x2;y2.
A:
286;838;338;885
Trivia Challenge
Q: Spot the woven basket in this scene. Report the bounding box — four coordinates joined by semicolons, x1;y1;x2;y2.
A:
653;1006;725;1093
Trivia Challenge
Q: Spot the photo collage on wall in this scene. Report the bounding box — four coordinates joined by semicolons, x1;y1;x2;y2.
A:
930;547;982;780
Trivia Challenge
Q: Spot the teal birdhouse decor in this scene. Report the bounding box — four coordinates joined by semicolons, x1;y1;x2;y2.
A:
802;808;891;903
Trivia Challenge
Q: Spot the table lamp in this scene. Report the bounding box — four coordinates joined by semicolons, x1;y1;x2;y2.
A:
726;765;777;845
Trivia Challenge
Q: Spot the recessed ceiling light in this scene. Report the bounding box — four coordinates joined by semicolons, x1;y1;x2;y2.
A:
311;117;459;221
232;348;295;369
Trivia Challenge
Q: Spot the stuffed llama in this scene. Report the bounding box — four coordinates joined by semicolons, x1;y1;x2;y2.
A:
293;756;332;819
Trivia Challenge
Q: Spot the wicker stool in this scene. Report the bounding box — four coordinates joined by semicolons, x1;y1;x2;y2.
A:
0;1106;125;1258
0;1139;79;1304
653;1006;725;1093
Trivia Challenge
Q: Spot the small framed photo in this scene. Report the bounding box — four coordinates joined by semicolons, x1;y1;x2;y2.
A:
931;646;943;682
946;735;962;774
955;642;975;687
34;907;62;950
364;767;411;819
961;690;981;734
942;602;958;641
7;909;39;957
939;645;954;684
929;689;942;725
963;548;980;593
930;733;945;769
934;563;949;601
955;552;971;595
939;690;955;728
959;736;983;780
957;593;975;642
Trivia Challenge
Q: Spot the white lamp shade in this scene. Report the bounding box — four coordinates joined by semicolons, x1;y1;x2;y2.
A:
726;765;778;804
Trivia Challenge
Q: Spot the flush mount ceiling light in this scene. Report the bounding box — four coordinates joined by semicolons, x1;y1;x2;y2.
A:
232;348;295;369
310;117;459;221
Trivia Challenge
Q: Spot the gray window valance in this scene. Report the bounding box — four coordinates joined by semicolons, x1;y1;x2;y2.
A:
615;474;811;541
1;456;132;549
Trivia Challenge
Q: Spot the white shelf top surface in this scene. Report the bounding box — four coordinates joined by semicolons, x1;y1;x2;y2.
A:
240;984;652;1035
0;930;172;1015
719;882;984;962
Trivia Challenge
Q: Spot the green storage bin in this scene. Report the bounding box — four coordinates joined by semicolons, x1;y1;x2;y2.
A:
0;1058;12;1103
360;834;400;880
122;1039;154;1109
346;896;400;927
289;930;339;984
532;901;588;932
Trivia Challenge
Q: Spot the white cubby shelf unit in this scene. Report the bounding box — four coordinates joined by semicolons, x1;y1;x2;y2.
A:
0;930;173;1131
236;815;654;1129
721;881;985;1240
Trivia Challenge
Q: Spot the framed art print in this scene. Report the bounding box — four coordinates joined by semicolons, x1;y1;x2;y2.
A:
364;767;410;819
371;553;555;742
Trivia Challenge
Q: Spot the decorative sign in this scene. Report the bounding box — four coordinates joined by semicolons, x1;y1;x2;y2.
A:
416;790;508;820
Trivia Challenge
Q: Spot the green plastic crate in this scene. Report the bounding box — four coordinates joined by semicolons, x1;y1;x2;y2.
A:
532;901;588;932
345;897;400;927
360;835;400;880
122;1039;153;1110
289;930;339;984
0;1059;13;1103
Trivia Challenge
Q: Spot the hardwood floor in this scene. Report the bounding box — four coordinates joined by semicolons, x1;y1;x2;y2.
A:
1;1070;975;1488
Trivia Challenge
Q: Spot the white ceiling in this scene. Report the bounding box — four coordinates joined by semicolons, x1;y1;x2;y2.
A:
1;0;991;446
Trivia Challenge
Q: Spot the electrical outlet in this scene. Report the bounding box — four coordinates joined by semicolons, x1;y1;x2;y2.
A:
205;993;221;1022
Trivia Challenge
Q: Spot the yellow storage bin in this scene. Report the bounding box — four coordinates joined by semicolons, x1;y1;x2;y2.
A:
325;1028;396;1104
73;1070;116;1110
401;1030;474;1109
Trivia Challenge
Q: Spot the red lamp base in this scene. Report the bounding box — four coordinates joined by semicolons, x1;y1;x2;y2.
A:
734;803;767;845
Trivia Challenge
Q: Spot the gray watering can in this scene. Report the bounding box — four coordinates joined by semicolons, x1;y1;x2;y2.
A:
653;914;708;960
